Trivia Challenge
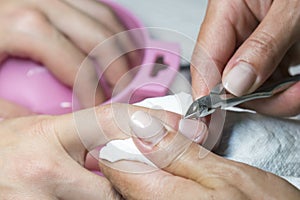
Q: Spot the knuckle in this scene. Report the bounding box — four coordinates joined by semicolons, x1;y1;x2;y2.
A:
6;7;54;37
247;30;278;58
9;8;45;29
18;158;60;182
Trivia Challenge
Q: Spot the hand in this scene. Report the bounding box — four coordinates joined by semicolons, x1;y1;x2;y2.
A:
191;0;300;116
0;0;134;118
100;111;300;199
0;104;177;199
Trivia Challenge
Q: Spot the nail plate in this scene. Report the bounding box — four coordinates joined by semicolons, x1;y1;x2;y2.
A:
179;119;208;143
222;61;257;96
130;111;167;147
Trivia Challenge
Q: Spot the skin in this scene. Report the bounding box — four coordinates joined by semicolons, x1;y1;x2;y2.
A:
100;114;300;200
0;0;136;118
0;104;180;199
191;0;300;116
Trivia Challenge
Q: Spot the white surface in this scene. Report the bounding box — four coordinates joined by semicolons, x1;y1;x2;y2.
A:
114;0;208;64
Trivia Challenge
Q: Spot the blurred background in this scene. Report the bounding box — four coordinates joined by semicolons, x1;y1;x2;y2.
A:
114;0;209;93
115;0;208;66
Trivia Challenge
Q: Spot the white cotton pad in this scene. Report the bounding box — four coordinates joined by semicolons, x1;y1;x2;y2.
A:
99;92;193;166
99;138;156;167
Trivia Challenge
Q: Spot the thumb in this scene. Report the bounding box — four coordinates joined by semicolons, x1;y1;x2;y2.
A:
222;0;300;96
129;110;215;177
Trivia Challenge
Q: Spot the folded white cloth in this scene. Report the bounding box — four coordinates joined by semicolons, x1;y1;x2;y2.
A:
99;92;300;189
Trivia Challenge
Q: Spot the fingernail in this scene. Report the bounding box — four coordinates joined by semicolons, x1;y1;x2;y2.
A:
222;62;257;96
179;119;208;143
130;111;167;147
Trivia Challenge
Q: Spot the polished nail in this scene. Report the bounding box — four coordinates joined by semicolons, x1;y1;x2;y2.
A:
130;111;167;147
222;61;257;96
179;119;208;143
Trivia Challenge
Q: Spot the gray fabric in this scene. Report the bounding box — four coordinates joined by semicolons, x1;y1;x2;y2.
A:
217;111;300;187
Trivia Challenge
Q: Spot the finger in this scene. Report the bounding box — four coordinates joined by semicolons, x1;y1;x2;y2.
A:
50;104;181;165
62;0;140;66
0;98;33;119
129;111;299;199
85;116;208;171
0;8;106;106
37;1;130;88
129;110;222;182
100;161;206;200
191;0;258;98
55;156;121;200
242;81;300;116
222;0;300;96
62;0;123;33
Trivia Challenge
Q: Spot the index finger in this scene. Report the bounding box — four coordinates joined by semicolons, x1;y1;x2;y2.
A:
191;0;236;98
191;0;258;98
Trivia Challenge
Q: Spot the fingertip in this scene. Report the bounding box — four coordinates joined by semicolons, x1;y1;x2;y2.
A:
178;118;208;144
129;110;196;170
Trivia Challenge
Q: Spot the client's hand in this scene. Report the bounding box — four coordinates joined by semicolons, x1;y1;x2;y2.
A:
0;104;178;199
0;0;134;118
100;111;300;199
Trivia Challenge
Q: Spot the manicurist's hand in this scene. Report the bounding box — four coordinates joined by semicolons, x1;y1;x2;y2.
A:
0;0;134;118
191;0;300;116
100;111;300;200
0;104;180;199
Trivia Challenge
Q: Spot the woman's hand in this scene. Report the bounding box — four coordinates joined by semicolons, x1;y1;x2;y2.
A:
0;0;133;118
100;111;300;200
191;0;300;116
0;104;179;199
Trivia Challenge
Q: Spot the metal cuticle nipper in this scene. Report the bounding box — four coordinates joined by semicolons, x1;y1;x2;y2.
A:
185;75;300;119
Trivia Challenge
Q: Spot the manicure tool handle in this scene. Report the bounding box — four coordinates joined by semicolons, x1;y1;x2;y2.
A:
221;74;300;108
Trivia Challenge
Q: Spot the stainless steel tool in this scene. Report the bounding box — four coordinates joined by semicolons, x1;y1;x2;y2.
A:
185;75;300;119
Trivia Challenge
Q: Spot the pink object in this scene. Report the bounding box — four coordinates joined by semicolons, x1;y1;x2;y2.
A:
0;1;180;115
